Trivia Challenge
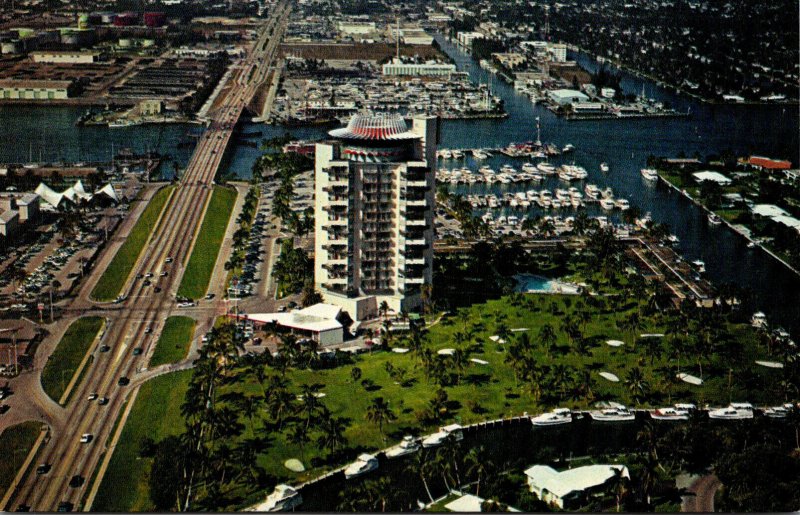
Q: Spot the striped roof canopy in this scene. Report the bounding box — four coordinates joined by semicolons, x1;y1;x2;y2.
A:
329;112;419;141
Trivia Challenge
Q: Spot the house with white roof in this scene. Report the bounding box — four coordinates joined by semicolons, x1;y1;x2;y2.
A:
692;171;732;185
241;303;347;346
524;464;629;509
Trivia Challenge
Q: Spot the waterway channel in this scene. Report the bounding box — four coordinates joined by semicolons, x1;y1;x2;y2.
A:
0;37;797;337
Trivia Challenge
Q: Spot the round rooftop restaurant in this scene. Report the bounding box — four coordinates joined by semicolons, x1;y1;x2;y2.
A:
329;112;420;141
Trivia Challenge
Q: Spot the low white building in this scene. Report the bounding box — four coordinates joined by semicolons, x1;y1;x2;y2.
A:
457;31;484;48
382;58;456;77
525;464;629;509
30;51;100;64
692;170;732;185
244;303;347;346
548;89;589;106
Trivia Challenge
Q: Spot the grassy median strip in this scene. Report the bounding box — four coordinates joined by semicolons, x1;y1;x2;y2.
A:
40;316;104;404
92;186;174;302
149;316;196;367
92;370;192;512
177;186;237;300
0;421;42;494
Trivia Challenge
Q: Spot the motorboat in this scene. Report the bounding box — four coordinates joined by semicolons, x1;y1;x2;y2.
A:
589;406;635;422
422;424;463;448
385;436;421;458
584;184;600;199
562;143;575;153
251;484;302;512
708;404;754;420
615;198;630;210
641;168;659;181
537;162;556;174
344;453;379;479
691;260;706;273
708;213;722;225
747;241;757;249
601;187;614;199
762;404;794;418
751;312;768;329
600;162;610;172
600;198;616;210
649;407;689;421
530;408;573;426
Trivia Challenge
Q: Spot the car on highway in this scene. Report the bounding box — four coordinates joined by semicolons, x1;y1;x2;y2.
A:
68;475;84;488
178;301;195;308
16;504;30;512
99;345;110;353
57;501;73;512
145;272;153;278
87;393;98;401
205;293;215;300
154;286;162;293
36;464;51;475
145;326;152;334
160;271;168;277
143;280;152;286
118;377;130;386
79;434;93;443
98;397;109;406
133;347;143;356
136;273;144;279
165;257;173;263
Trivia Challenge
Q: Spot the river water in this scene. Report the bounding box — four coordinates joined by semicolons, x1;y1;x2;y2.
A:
0;39;797;335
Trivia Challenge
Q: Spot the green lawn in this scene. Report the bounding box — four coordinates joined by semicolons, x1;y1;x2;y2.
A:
92;186;174;301
92;370;192;512
41;316;104;404
0;422;42;494
149;316;196;367
213;291;778;491
177;186;237;300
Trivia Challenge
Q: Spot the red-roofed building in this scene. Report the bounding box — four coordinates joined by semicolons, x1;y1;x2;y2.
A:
747;156;792;170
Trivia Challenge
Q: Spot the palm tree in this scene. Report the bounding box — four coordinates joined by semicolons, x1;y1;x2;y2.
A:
406;449;436;504
316;414;348;455
625;367;651;405
350;366;362;384
365;397;396;441
464;446;492;496
538;323;557;357
609;466;628;512
379;300;390;320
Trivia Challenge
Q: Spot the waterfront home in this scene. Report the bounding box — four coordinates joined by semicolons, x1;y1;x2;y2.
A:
524;464;630;509
692;171;732;186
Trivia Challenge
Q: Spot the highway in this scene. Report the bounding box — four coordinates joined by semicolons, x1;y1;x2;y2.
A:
3;2;291;511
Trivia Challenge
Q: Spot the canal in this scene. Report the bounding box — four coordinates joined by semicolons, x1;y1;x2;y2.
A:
0;38;797;337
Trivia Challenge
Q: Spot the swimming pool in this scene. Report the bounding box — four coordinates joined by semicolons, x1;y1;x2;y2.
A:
514;274;580;294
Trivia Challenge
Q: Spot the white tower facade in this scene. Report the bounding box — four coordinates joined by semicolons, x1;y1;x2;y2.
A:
314;112;438;320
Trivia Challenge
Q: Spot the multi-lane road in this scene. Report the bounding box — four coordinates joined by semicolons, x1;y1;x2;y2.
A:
3;2;291;511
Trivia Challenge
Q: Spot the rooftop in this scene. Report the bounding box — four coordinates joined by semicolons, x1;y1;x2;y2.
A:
329;112;420;141
524;464;629;498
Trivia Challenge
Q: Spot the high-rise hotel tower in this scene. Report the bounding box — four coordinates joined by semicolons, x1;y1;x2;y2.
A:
314;112;438;320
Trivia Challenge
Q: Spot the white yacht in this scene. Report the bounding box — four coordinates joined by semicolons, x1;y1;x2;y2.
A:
751;311;768;328
600;162;610;172
584;184;600;199
691;260;706;273
344;453;379;479
530;408;573;426
708;213;722;225
385;435;421;458
472;149;488;160
615;198;630;210
762;404;794;418
589;406;636;422
537;162;556;174
601;187;614;199
421;424;463;448
452;149;464;159
641;168;659;181
649;407;689;421
600;198;616;210
251;484;302;512
708;404;754;420
562;143;575;153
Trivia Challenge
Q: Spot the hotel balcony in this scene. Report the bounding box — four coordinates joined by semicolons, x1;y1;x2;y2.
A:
403;257;425;266
323;219;347;229
322;184;348;194
402;277;425;285
322;241;347;251
405;180;428;188
402;198;428;207
404;218;427;227
323;278;348;289
404;238;427;246
323;262;347;273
